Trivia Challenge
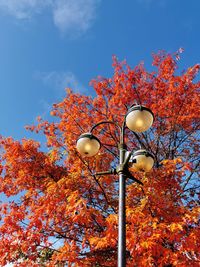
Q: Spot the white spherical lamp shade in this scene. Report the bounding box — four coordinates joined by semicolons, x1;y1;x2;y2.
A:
131;149;154;172
76;133;101;157
126;105;154;133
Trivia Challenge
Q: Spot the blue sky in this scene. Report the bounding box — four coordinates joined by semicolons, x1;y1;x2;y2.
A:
0;0;199;140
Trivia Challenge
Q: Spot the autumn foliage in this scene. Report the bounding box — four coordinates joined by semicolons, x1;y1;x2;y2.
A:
0;50;199;266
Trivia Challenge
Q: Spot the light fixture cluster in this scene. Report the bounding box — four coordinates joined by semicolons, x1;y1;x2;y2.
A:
76;105;154;172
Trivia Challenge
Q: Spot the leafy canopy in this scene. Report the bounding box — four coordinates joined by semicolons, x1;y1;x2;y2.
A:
0;50;199;267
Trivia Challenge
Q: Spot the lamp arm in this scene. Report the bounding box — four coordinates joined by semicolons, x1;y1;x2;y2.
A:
90;120;122;136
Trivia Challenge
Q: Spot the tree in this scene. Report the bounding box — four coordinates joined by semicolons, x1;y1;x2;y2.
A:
0;50;199;267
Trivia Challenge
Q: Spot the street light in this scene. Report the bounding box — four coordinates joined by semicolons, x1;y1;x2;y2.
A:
125;105;154;133
130;149;154;172
76;105;154;267
76;133;101;157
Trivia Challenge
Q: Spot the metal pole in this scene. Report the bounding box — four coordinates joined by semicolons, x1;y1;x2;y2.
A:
118;144;126;267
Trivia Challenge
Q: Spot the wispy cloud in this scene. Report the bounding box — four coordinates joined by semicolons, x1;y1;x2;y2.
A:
0;0;100;36
34;70;88;119
0;0;50;19
35;70;88;94
52;0;100;36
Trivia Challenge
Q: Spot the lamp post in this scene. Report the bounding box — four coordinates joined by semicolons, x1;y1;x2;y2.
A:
76;105;154;267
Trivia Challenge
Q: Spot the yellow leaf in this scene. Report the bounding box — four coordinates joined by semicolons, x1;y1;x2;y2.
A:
170;223;183;232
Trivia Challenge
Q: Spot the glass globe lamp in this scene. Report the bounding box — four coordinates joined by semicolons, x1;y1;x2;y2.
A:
130;149;154;172
126;105;154;133
76;133;101;157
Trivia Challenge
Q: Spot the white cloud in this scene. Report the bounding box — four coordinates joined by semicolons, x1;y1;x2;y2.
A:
36;71;88;94
0;0;51;19
0;0;100;35
52;0;100;35
34;71;88;119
